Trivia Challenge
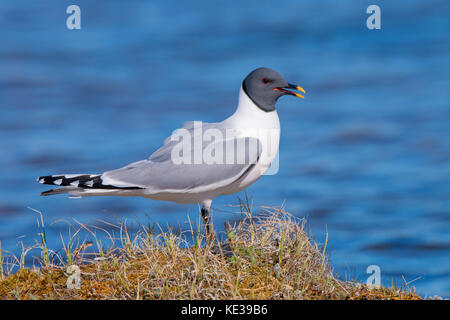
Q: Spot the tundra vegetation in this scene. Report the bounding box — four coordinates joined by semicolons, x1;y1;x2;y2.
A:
0;201;421;300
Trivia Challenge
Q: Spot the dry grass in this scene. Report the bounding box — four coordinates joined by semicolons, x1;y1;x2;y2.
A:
0;203;421;300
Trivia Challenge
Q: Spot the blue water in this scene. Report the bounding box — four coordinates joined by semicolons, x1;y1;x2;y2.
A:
0;0;449;297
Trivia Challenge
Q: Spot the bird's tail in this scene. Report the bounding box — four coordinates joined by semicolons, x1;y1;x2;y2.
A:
40;187;81;196
37;174;143;197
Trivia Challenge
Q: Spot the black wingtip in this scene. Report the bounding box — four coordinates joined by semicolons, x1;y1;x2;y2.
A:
37;174;143;191
37;176;47;184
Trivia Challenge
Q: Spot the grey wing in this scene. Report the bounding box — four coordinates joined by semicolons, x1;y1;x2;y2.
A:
101;123;262;193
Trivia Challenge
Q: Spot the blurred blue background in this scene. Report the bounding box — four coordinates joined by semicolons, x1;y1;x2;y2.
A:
0;0;449;297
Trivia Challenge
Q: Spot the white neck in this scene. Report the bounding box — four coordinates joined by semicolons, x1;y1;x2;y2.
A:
225;85;280;130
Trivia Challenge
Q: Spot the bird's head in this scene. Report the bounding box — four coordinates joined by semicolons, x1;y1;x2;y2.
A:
243;67;305;112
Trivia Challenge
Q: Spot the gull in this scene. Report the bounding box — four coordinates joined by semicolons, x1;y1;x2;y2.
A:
37;67;305;231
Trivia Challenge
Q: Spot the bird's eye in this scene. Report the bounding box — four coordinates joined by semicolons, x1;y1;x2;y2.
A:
262;78;271;84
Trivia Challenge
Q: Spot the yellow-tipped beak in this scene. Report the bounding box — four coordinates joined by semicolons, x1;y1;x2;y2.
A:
289;83;306;98
275;83;306;99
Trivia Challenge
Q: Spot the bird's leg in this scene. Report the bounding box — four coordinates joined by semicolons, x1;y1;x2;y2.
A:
201;206;212;236
200;200;214;241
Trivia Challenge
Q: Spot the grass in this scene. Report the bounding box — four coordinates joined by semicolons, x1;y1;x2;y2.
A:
0;202;421;300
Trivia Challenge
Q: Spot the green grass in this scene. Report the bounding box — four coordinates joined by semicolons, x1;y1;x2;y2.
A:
0;204;421;300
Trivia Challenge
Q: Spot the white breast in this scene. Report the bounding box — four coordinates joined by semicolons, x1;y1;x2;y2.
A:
221;86;281;191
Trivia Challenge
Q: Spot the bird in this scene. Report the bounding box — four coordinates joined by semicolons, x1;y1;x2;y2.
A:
37;67;305;232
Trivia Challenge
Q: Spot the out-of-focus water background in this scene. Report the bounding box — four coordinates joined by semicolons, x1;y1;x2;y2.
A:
0;0;449;297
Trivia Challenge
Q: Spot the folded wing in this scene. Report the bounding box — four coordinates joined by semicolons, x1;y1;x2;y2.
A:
101;122;262;194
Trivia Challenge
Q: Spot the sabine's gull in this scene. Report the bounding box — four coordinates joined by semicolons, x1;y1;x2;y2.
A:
37;67;305;231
